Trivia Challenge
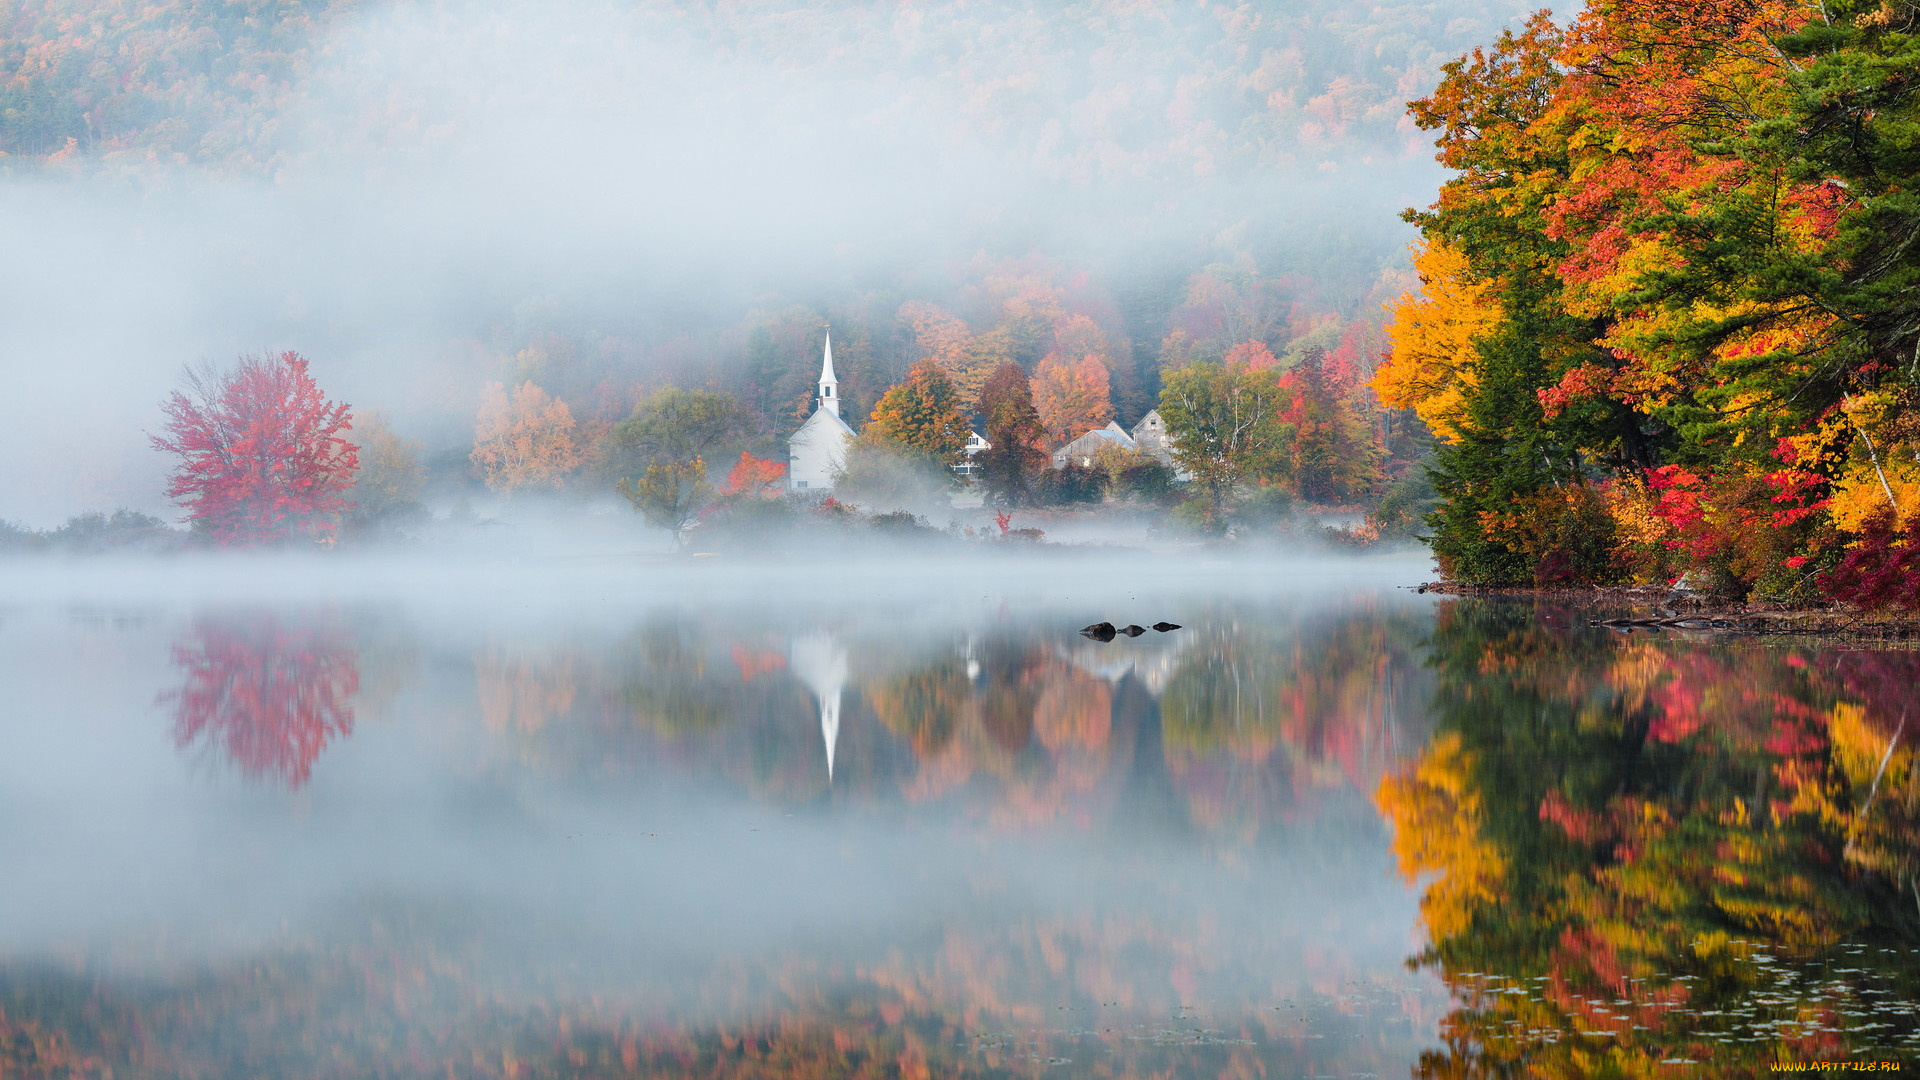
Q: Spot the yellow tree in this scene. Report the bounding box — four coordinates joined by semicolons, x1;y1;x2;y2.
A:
866;361;971;460
1373;238;1497;443
1032;355;1114;444
899;300;1001;404
470;381;583;492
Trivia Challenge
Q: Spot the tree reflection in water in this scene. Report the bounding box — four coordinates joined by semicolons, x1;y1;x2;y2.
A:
1380;599;1920;1072
161;612;359;787
16;600;1441;1077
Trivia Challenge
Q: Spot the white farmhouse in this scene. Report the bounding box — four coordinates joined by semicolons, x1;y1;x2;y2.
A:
787;332;858;493
1050;421;1136;469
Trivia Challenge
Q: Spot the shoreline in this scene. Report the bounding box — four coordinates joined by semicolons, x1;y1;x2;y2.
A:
1417;582;1920;640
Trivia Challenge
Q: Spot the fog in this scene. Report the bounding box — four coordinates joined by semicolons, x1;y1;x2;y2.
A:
1;549;1442;1068
0;0;1527;526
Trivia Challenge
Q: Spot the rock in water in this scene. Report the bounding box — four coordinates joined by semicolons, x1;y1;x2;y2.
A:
1079;622;1117;642
1151;622;1182;632
1119;625;1147;637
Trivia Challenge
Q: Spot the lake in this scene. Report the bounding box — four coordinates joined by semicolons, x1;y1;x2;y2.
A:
3;551;1917;1076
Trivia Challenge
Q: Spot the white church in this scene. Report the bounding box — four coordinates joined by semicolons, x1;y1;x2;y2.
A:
786;333;858;493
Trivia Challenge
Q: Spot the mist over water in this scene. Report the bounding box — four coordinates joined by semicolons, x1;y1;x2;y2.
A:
1;551;1445;1074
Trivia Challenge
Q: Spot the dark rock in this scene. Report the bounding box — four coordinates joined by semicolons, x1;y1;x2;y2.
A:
1079;622;1117;642
1151;622;1182;632
1119;624;1147;637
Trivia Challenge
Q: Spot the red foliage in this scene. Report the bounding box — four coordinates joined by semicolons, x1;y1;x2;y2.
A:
730;643;788;683
150;351;358;546
993;510;1012;535
1222;340;1279;370
720;450;787;498
1819;511;1920;610
1537;363;1614;419
162;615;359;788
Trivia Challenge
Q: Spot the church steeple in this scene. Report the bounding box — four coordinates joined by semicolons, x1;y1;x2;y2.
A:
818;331;839;417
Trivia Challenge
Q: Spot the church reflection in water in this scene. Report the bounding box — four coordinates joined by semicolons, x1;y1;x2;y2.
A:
72;594;1920;1074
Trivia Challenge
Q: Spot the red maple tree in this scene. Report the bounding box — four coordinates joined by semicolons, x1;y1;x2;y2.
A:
151;351;358;546
720;450;787;498
163;615;359;788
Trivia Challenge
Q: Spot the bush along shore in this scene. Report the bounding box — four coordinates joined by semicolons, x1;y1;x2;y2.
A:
1417;582;1920;641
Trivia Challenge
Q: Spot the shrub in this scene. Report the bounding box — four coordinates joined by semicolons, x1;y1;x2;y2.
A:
1370;467;1437;539
1035;463;1107;505
1169;496;1225;536
0;519;47;553
1231;484;1295;532
1478;484;1619;586
1114;461;1175;502
50;509;180;553
1820;511;1920;609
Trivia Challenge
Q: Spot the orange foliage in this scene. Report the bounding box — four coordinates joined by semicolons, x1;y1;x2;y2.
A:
1222;340;1280;370
720;451;787;498
1031;355;1114;444
471;381;583;492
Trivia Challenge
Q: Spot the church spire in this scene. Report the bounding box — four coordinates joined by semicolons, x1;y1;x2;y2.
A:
819;331;839;417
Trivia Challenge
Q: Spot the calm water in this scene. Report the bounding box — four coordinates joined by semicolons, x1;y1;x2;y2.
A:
4;553;1918;1077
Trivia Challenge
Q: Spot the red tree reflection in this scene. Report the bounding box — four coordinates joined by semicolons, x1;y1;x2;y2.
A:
162;615;359;787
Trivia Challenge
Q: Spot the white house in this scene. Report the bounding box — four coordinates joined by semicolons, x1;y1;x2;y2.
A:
1051;421;1136;469
787;332;858;493
1131;409;1174;464
1131;408;1190;480
953;430;991;478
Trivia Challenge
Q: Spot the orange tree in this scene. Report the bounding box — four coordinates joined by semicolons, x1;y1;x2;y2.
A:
866;360;971;462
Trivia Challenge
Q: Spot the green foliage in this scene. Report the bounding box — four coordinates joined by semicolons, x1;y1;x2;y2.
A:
613;388;750;473
866;362;970;462
1035;462;1107;505
346;413;427;534
1371;466;1437;538
1156;360;1291;507
1169;495;1226;536
1230;484;1295;532
1113;460;1175;503
617;457;714;543
835;433;953;508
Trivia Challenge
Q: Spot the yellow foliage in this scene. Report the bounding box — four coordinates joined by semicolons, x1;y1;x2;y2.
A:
1376;238;1496;443
1829;393;1920;532
471;381;583;492
1374;732;1505;941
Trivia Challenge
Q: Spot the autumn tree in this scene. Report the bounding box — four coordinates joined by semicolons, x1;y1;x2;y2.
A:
1374;238;1495;444
866;361;971;462
163;614;359;788
975;363;1049;507
612;387;751;472
1283;345;1384;502
1156;359;1290;507
1032;354;1114;444
619;457;714;546
344;411;425;531
471;381;582;492
899;301;1002;404
720;451;788;499
150;351;358;547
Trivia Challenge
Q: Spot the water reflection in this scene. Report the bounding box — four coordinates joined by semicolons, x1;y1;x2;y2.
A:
1384;599;1920;1072
161;612;359;787
82;590;1920;1073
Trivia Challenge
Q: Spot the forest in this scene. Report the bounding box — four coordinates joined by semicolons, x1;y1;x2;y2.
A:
1376;0;1920;605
